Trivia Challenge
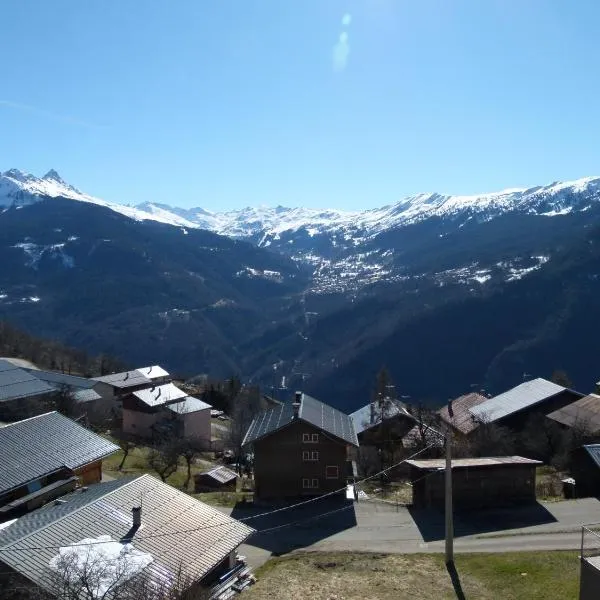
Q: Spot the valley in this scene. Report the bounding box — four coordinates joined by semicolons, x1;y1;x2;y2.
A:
2;169;600;412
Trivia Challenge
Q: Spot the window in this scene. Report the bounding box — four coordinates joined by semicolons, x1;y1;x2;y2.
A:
311;433;319;443
302;451;319;461
325;465;339;479
312;451;319;461
302;433;310;442
302;433;319;443
302;450;310;461
302;478;319;489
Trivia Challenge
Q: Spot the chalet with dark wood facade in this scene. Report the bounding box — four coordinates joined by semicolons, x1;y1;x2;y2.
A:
243;391;358;501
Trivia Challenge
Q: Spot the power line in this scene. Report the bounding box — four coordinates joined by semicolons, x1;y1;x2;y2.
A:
0;444;436;554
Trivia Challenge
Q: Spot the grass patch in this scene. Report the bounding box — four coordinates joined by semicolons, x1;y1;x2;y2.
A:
190;491;253;507
245;551;580;600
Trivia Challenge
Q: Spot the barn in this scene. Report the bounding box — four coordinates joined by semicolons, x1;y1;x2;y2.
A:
407;456;542;510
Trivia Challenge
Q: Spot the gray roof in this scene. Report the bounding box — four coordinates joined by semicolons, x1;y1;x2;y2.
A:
166;396;211;415
133;383;188;408
0;474;255;595
243;392;358;447
470;378;573;424
93;370;152;389
582;444;600;469
0;412;119;496
407;456;542;470
30;369;102;404
197;466;238;484
72;388;102;403
31;369;97;389
350;399;414;435
0;360;56;403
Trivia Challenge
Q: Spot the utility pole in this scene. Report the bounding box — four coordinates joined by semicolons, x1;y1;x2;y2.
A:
445;401;454;565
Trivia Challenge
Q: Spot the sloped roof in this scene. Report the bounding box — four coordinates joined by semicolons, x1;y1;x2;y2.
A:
0;359;56;403
31;369;97;389
582;444;600;469
547;394;600;432
165;396;212;414
243;393;358;447
137;365;169;380
197;466;238;484
470;378;578;424
350;399;414;435
0;412;119;496
132;383;188;408
0;475;255;595
407;456;542;470
93;370;152;389
439;393;488;435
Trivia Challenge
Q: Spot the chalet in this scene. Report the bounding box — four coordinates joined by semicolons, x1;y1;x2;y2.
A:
350;397;415;445
92;369;154;399
546;394;600;434
408;456;542;510
0;359;56;419
469;378;584;431
0;412;119;519
195;465;238;493
0;475;255;599
243;391;359;500
438;392;488;438
122;382;212;442
569;445;600;498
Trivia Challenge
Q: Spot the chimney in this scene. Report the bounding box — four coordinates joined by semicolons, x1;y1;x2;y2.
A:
448;399;454;419
370;401;375;424
292;391;302;419
132;506;141;527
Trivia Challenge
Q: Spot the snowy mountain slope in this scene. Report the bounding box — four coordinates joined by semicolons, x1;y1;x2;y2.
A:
136;175;600;244
0;169;198;228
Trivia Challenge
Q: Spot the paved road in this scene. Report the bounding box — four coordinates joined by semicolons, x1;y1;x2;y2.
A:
221;496;600;568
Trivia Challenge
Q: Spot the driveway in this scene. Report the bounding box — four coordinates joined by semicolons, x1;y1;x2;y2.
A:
220;496;600;568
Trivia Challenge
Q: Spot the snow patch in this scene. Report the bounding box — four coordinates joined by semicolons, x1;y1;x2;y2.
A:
49;535;154;598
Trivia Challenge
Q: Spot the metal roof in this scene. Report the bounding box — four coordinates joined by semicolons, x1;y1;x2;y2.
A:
30;369;97;389
469;378;570;423
93;370;152;389
165;396;211;414
0;412;119;496
136;365;170;380
582;445;600;469
350;399;414;435
0;474;255;595
0;360;57;403
438;393;488;435
243;392;358;447
547;395;600;432
197;466;238;484
72;388;102;403
406;456;542;470
133;383;189;408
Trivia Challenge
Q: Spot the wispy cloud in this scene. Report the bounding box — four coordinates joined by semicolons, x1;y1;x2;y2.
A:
332;13;352;73
0;100;103;129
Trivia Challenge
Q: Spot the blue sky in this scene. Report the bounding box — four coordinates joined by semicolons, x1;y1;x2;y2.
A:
1;0;600;211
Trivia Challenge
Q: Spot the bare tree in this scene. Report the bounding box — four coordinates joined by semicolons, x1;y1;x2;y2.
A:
176;439;205;490
112;431;138;471
226;385;262;474
147;441;180;483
